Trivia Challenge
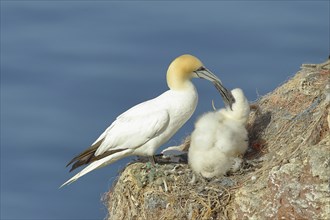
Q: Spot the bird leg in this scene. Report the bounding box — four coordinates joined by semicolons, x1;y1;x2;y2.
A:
149;155;156;165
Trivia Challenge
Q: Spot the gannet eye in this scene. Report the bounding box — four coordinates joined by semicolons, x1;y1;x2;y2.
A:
196;66;206;72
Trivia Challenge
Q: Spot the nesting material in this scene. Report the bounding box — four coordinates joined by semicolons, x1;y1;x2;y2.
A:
188;88;250;178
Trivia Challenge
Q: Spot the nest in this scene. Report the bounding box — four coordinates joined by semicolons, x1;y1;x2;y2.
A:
104;59;329;220
105;162;236;220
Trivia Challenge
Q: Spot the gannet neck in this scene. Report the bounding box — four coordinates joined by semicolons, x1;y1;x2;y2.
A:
166;54;203;90
224;88;250;124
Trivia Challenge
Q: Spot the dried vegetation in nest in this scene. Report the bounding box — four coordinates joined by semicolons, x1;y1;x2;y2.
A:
104;59;329;220
105;162;235;220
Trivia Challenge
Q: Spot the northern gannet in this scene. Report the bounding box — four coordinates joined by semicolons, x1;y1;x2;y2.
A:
61;54;234;187
188;88;250;179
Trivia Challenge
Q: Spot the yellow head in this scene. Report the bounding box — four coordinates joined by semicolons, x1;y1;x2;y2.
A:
166;54;236;108
166;54;203;90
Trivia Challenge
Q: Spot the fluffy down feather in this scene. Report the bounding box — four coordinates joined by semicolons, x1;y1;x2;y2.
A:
188;88;250;178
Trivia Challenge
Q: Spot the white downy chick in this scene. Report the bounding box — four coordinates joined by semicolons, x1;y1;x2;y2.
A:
188;88;250;179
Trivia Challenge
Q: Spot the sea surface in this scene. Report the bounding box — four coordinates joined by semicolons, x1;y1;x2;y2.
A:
1;1;329;219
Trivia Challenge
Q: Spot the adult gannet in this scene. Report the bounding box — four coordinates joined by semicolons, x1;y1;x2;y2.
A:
188;88;250;179
61;54;235;187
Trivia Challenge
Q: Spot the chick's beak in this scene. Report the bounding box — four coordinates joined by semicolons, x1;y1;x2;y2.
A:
194;66;236;109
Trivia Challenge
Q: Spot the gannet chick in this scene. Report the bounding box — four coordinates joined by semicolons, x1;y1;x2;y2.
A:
61;54;235;187
188;88;250;179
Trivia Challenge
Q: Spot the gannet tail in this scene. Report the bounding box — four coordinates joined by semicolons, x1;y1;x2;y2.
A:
60;149;132;188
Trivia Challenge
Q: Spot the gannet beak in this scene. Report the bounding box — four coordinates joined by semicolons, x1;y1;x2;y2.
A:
194;66;236;109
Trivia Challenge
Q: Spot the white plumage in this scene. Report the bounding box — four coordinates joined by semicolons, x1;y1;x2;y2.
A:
94;87;197;157
188;88;250;179
61;54;235;187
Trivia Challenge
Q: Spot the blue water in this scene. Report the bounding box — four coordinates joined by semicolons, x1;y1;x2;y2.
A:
1;1;328;219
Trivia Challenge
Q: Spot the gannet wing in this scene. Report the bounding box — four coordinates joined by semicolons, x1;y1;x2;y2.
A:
66;100;169;171
95;107;170;156
62;106;169;187
91;99;165;146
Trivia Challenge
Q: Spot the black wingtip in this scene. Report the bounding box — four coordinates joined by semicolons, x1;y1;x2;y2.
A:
69;165;76;172
65;156;78;168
